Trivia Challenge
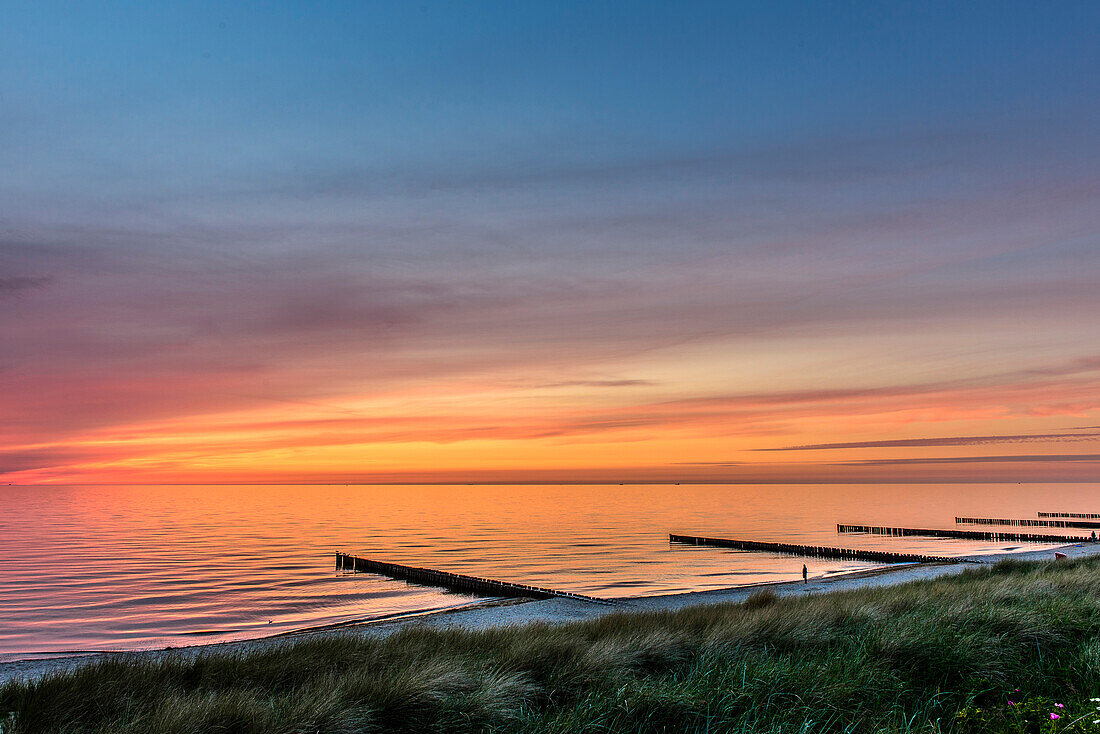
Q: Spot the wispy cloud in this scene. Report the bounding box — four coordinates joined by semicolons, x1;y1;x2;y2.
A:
0;275;52;297
757;432;1100;451
844;454;1100;465
530;379;657;389
672;462;744;467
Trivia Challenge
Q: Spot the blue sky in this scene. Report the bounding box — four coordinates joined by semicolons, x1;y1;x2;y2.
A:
4;1;1097;208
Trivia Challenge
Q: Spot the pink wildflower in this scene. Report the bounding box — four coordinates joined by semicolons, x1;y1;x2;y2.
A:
1050;713;1060;720
1055;703;1064;708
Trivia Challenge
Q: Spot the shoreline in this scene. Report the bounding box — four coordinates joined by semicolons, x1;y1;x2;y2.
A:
4;540;1098;684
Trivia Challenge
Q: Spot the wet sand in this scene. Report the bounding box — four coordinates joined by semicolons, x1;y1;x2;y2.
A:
3;541;1097;685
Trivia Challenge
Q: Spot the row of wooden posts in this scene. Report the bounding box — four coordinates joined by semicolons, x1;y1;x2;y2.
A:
956;516;1100;530
335;552;619;606
836;523;1090;543
668;534;969;564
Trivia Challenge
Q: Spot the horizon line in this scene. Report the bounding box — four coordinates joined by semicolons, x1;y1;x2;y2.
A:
3;479;1095;487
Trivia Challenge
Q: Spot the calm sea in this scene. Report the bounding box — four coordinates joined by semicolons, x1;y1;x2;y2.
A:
1;483;1093;659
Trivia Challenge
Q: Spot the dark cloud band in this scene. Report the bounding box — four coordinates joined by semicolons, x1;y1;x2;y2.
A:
758;432;1100;451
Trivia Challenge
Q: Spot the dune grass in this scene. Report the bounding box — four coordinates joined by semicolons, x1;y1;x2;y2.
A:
4;556;1100;732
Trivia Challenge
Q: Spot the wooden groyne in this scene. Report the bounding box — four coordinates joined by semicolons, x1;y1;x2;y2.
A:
837;524;1089;543
668;534;966;564
957;516;1100;530
1039;512;1100;520
335;552;618;606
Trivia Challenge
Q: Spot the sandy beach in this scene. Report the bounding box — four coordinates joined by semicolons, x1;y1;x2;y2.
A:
4;540;1097;686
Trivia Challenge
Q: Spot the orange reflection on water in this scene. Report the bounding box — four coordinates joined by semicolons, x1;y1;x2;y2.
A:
1;482;1095;658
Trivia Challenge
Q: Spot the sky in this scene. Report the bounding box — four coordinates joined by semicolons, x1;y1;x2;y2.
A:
2;1;1099;484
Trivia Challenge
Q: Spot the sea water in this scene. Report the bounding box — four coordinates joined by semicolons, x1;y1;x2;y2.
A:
1;482;1091;658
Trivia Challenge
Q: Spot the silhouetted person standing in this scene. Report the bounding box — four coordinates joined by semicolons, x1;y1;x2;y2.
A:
802;564;808;584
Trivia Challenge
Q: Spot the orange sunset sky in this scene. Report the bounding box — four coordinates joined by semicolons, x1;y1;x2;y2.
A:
2;3;1099;485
